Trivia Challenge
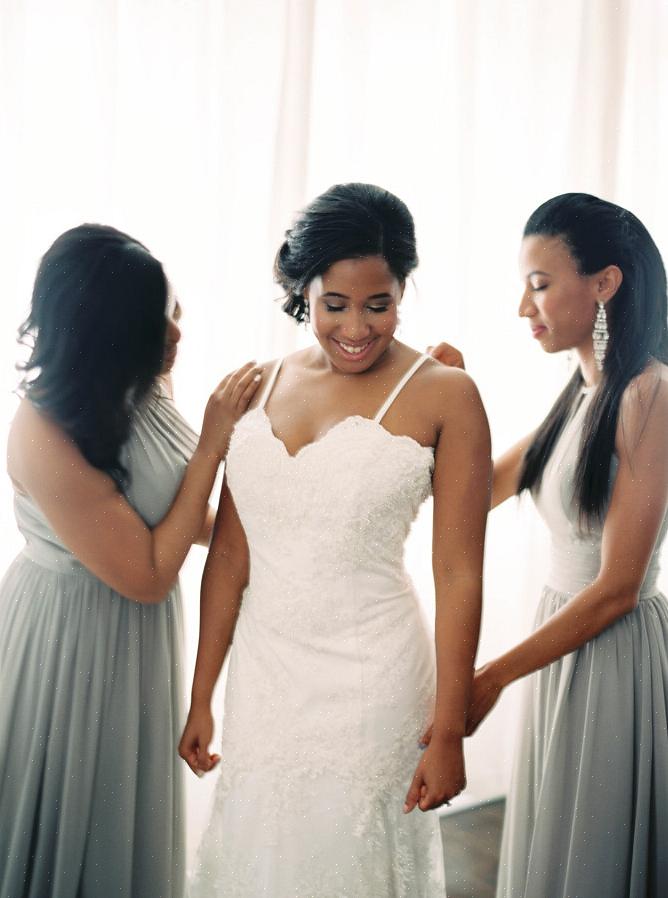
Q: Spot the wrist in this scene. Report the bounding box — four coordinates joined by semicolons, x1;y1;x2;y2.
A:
430;726;465;745
193;441;224;468
485;656;516;689
190;689;214;709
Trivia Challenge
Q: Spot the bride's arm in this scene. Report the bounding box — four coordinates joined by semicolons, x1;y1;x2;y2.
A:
404;368;492;813
178;476;249;776
428;340;533;510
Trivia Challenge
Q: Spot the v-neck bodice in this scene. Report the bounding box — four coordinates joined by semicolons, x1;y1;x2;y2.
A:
256;352;431;459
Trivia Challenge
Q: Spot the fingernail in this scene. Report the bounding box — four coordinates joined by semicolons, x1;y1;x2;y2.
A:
403;803;409;813
253;374;261;382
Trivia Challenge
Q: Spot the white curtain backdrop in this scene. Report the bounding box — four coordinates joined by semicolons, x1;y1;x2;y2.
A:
1;0;667;870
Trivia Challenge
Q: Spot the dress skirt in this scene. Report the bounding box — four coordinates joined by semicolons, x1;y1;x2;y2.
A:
497;586;668;898
0;553;186;898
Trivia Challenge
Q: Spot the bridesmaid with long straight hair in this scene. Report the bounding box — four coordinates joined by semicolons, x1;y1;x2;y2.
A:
431;193;668;898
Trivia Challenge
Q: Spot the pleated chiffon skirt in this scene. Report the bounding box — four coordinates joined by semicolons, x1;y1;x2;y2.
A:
497;586;668;898
0;553;186;898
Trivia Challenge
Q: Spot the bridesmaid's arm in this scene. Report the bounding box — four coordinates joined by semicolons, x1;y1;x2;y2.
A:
405;367;492;813
427;339;534;509
6;364;261;604
195;505;217;547
490;433;535;509
160;369;216;548
179;476;249;776
466;370;668;734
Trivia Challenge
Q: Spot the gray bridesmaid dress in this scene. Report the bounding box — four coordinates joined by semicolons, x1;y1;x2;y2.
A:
0;385;197;898
497;384;668;898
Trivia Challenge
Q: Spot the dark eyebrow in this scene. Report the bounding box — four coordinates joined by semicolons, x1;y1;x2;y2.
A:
321;292;393;301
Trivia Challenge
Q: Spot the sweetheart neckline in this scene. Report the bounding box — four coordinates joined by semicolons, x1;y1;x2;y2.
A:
250;406;435;462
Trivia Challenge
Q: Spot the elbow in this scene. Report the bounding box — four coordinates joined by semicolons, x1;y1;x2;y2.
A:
596;578;641;619
615;590;641;616
125;574;176;605
136;588;171;606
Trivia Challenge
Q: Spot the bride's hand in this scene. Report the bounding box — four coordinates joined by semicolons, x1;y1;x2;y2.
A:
427;342;466;370
178;703;221;777
403;735;466;813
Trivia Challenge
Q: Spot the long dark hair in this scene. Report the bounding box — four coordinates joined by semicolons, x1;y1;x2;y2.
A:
18;224;168;486
274;182;418;322
518;193;668;525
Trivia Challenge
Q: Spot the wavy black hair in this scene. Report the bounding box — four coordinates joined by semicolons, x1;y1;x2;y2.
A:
274;182;418;322
518;193;668;526
18;224;168;487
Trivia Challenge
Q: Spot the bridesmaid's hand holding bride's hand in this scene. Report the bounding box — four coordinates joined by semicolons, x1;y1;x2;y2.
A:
427;342;466;370
403;735;466;813
178;704;221;777
465;663;504;736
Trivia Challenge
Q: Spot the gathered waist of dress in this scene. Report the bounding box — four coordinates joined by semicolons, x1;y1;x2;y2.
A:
545;542;661;600
20;544;92;577
18;546;181;605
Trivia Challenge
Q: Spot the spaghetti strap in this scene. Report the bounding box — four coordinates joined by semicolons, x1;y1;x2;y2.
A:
374;354;430;423
259;359;283;410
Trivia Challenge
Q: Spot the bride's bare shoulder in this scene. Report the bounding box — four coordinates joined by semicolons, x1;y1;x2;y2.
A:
413;355;487;426
247;350;312;410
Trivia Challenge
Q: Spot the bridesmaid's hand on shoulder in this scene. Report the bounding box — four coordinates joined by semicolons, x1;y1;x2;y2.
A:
178;703;221;777
198;362;264;461
427;342;466;370
403;735;466;813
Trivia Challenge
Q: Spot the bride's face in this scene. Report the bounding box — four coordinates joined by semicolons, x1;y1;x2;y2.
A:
307;256;402;373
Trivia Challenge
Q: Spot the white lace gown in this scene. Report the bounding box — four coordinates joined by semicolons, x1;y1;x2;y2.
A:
190;355;447;897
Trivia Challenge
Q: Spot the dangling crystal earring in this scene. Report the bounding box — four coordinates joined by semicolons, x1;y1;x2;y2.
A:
593;301;608;371
303;299;310;325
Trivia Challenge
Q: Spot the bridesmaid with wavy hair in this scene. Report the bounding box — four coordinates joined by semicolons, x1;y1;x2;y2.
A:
0;224;261;898
431;193;668;898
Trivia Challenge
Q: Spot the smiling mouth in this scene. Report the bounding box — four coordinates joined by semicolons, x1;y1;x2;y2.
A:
332;338;377;360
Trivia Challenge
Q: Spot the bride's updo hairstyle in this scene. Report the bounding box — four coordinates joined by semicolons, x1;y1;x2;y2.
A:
18;224;168;487
274;182;418;323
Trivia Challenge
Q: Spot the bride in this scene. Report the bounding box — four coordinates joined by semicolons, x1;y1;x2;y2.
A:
179;182;491;897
